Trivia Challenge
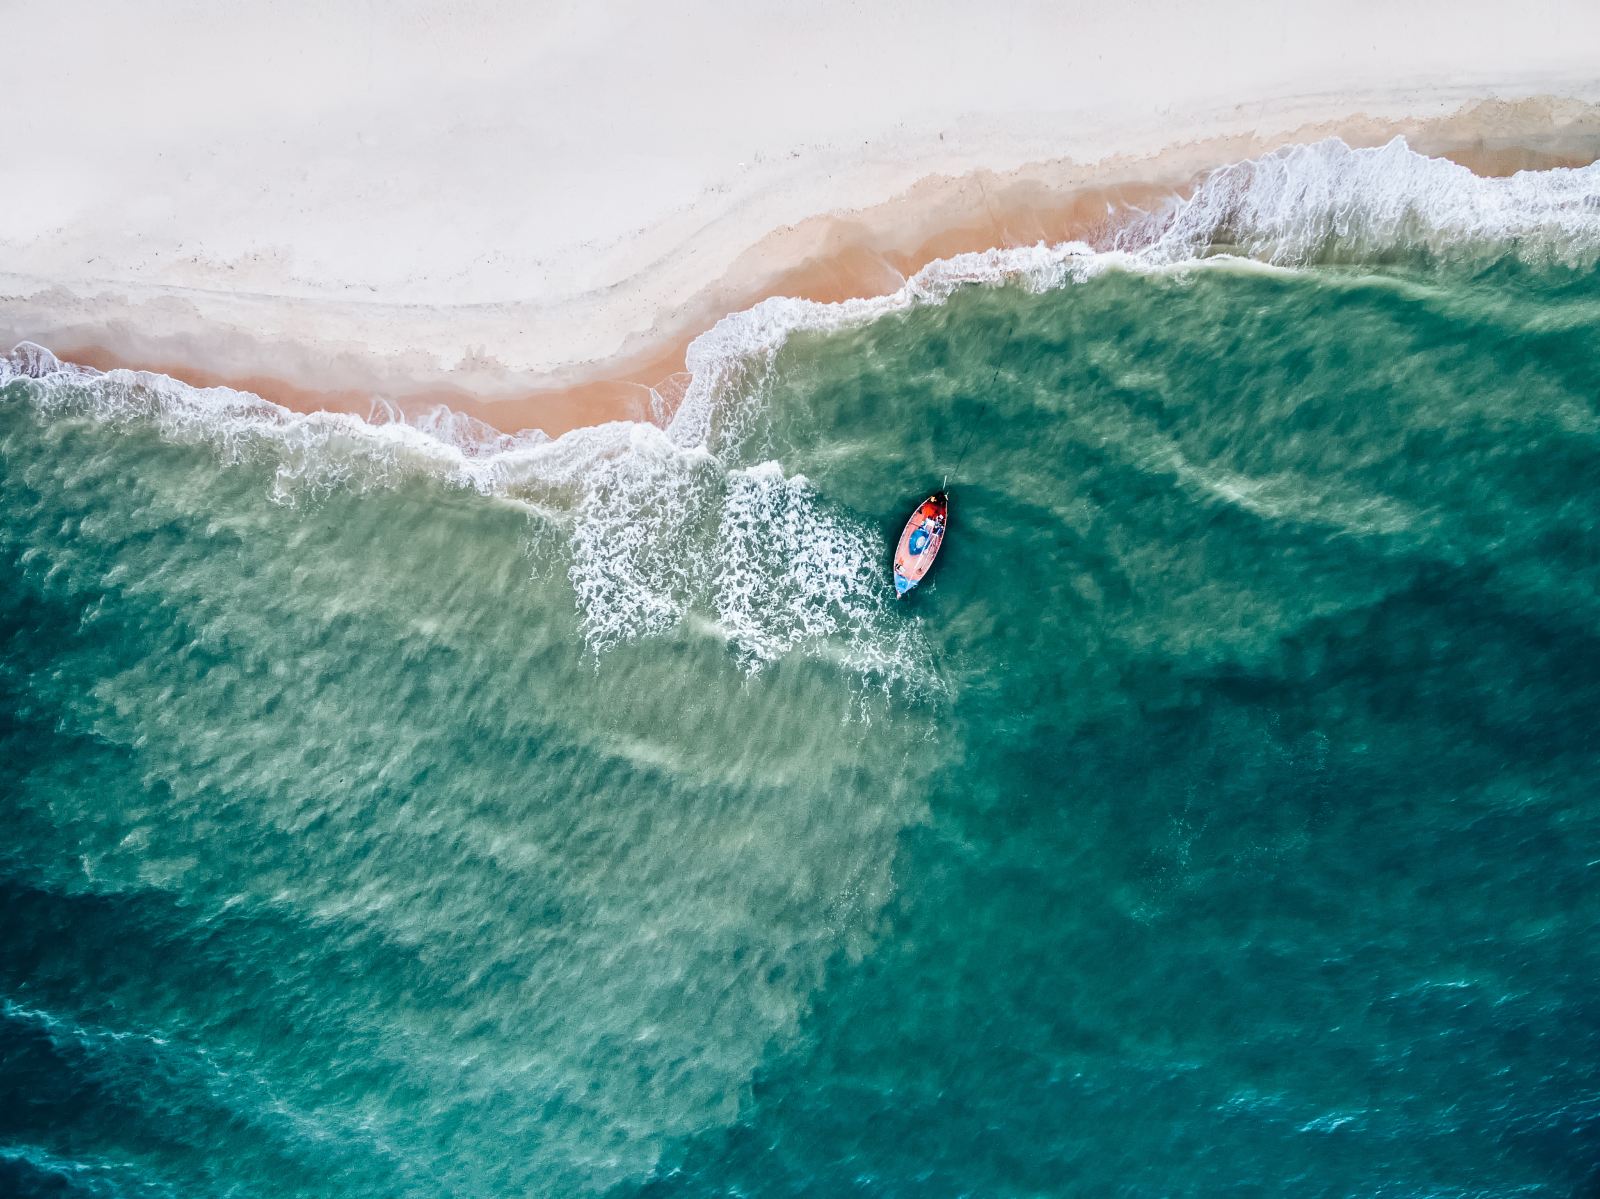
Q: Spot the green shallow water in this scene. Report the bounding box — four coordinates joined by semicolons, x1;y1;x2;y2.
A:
4;185;1600;1194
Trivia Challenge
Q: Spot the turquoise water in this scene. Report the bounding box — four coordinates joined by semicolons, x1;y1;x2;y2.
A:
3;140;1600;1196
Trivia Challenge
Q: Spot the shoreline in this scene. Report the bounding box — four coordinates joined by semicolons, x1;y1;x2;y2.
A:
7;95;1600;438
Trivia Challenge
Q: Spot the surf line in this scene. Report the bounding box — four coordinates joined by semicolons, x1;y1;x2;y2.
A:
891;316;1017;598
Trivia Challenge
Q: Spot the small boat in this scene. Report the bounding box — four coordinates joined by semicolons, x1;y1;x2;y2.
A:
893;491;948;598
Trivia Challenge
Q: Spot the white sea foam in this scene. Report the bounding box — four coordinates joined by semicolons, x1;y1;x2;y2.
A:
5;137;1598;679
1135;136;1600;266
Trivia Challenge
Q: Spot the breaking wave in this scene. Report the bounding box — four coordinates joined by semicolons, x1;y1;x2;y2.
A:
4;136;1597;678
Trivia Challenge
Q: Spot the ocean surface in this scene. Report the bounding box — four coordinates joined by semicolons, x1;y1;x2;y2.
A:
3;138;1600;1197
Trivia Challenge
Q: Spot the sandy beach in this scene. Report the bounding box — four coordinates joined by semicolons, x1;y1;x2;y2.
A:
4;1;1599;436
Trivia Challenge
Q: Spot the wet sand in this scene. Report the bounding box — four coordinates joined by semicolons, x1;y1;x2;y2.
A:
34;108;1599;439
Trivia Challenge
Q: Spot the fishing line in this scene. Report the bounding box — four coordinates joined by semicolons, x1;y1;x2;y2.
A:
945;317;1017;488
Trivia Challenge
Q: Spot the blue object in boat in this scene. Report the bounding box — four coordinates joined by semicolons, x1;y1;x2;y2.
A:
890;491;948;599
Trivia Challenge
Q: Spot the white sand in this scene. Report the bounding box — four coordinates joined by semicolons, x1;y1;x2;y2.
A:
4;0;1599;423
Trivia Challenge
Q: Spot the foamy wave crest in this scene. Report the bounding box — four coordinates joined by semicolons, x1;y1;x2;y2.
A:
5;137;1596;683
1133;135;1600;266
708;463;932;682
0;342;548;501
0;342;930;688
669;138;1600;445
561;441;926;679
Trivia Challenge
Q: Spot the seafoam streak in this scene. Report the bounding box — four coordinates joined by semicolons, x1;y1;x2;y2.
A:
4;137;1597;675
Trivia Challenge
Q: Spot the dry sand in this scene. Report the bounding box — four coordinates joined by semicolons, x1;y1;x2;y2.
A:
4;2;1599;435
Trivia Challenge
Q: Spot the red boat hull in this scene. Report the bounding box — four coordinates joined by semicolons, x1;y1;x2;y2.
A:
893;492;948;597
